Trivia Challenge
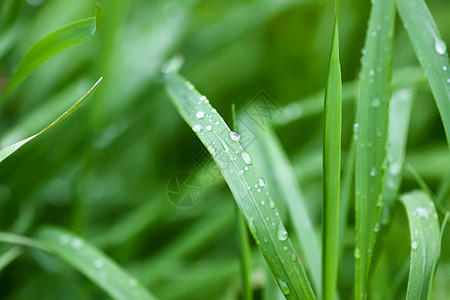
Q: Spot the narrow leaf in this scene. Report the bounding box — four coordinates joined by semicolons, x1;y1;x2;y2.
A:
354;0;396;298
322;3;342;300
0;77;103;163
396;0;450;146
2;6;101;97
166;72;316;299
399;191;441;300
0;229;157;300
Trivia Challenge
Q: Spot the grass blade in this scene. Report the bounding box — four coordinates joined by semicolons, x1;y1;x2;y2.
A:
381;88;415;226
35;227;157;300
354;0;396;298
233;103;253;300
0;77;102;163
322;2;342;299
0;228;157;300
0;246;24;272
396;0;450;146
399;191;441;300
239;115;322;294
2;5;101;97
166;72;316;299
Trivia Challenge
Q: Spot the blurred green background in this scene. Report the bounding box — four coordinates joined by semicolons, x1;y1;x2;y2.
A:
0;0;449;299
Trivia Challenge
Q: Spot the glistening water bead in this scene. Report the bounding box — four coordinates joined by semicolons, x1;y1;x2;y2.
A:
435;37;447;55
196;111;205;119
241;151;252;165
229;131;240;142
277;223;288;241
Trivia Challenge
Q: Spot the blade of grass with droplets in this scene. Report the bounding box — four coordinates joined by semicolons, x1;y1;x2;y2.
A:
0;77;102;163
322;2;341;299
429;212;449;298
399;191;441;300
396;0;450;146
233;103;253;300
354;0;396;299
0;229;157;300
34;227;157;300
239;114;322;295
2;5;101;97
380;87;415;226
166;72;316;299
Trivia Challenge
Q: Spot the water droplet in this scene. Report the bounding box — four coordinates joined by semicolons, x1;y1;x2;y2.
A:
59;235;70;244
192;124;203;132
371;97;381;107
444;66;448;71
354;248;361;258
277;278;291;295
416;207;429;218
71;239;83;249
199;95;207;101
129;278;138;287
374;223;380;232
269;200;275;209
369;69;375;76
196;111;205;119
291;253;297;262
205;125;212;131
258;177;266;187
95;259;104;269
261;200;265;205
353;123;359;140
370;167;377;176
215;121;219;125
240;170;244;174
242;152;252;165
230;131;240;142
435;37;447;55
412;241;418;249
277;223;288;241
283;246;288;251
208;145;216;156
389;162;401;176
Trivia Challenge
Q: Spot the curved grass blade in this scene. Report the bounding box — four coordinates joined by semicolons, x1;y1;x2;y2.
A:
233;104;253;300
239;114;321;295
354;1;395;298
2;5;101;97
396;0;450;146
0;229;157;300
166;72;316;299
322;2;342;299
0;246;24;272
0;77;102;163
381;88;415;226
399;191;441;300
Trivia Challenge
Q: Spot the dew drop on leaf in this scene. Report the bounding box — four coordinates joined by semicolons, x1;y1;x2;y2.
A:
229;131;240;142
242;151;252;165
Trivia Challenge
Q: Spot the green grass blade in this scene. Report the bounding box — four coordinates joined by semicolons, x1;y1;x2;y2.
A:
0;77;102;163
166;72;316;299
2;6;101;97
380;88;415;226
354;1;396;299
396;0;450;146
399;191;441;300
0;246;24;272
0;228;157;300
35;227;157;300
322;3;342;300
239;115;322;295
428;212;449;298
233;103;253;300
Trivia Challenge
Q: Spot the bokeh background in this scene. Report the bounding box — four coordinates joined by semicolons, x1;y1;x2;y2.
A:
0;0;449;299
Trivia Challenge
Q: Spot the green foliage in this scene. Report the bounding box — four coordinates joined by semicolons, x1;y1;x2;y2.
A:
1;0;449;299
